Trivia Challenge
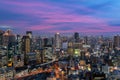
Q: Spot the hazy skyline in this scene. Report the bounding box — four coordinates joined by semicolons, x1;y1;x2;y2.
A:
0;0;120;34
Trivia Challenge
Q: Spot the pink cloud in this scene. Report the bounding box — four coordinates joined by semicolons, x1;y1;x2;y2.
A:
28;25;55;31
1;0;120;33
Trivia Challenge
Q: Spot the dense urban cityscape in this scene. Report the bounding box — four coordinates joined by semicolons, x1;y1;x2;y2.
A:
0;29;120;80
1;0;120;80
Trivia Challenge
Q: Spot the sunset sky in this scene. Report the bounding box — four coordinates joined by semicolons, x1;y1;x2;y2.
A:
0;0;120;34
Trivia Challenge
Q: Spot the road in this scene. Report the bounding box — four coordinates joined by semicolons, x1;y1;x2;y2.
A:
14;56;57;79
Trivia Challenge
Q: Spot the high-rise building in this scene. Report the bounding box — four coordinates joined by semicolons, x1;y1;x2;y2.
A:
0;30;4;46
84;36;88;45
16;35;22;54
67;41;73;56
43;38;53;47
114;35;120;48
26;31;33;51
2;29;15;47
22;36;30;54
43;38;49;47
55;33;61;50
22;36;30;65
108;41;113;50
35;36;43;50
74;32;79;42
26;31;32;39
2;29;15;67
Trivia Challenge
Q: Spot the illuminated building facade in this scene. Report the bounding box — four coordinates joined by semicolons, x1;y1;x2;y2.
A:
55;33;61;50
67;41;73;56
22;36;30;65
16;35;22;54
26;31;32;39
2;29;15;67
26;31;33;51
73;43;82;57
2;29;15;47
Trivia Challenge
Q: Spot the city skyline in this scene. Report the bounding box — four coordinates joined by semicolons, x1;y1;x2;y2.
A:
0;0;120;34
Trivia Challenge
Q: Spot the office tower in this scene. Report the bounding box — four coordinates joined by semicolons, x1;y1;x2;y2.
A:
16;35;22;54
73;43;82;57
50;37;54;47
40;49;45;63
114;35;120;48
16;34;21;41
73;32;83;57
2;29;15;47
84;36;88;45
55;33;61;50
2;29;15;67
26;31;32;39
43;38;53;47
43;38;49;47
43;37;54;60
74;32;79;42
26;31;33;52
108;41;113;50
62;42;68;50
22;36;30;65
67;41;73;56
22;36;30;54
0;30;4;46
35;36;43;50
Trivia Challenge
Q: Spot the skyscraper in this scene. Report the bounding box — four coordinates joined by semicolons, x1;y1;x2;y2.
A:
2;29;15;47
35;36;43;50
114;35;120;48
55;33;61;50
26;31;32;39
22;36;30;65
43;38;53;47
16;35;22;54
84;36;88;45
0;30;4;46
67;41;73;56
43;38;49;47
22;36;30;54
2;29;16;67
26;31;33;51
74;32;79;42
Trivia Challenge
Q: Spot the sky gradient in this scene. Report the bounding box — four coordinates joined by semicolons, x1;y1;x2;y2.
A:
0;0;120;34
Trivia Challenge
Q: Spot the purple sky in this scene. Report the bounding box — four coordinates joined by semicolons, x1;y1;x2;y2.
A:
0;0;120;34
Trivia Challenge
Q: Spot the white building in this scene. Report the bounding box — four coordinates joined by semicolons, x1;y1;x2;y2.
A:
55;33;61;50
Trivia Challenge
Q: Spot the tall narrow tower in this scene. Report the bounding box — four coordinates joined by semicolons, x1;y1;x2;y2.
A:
55;33;61;50
26;31;32;39
74;32;79;42
22;36;30;65
26;31;32;51
3;29;15;47
114;35;120;48
0;30;4;46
